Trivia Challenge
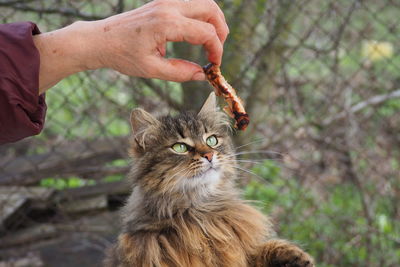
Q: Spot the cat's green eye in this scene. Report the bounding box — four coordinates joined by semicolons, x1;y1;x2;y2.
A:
172;143;188;153
206;135;218;147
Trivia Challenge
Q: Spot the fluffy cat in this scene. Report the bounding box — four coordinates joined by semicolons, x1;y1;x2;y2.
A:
104;93;314;267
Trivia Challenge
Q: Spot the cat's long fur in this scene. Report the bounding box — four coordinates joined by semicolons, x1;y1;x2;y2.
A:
104;93;314;267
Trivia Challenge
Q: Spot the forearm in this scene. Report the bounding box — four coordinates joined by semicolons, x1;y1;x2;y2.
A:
33;21;102;94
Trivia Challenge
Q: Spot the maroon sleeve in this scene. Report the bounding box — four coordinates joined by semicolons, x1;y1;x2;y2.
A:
0;22;47;145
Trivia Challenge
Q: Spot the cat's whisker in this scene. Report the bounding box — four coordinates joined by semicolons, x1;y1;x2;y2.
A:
226;150;285;159
230;165;271;185
233;159;265;164
221;157;304;176
227;150;306;165
168;166;191;181
234;139;265;151
222;158;283;164
221;157;299;172
166;164;186;177
160;164;192;194
218;157;264;164
218;153;283;163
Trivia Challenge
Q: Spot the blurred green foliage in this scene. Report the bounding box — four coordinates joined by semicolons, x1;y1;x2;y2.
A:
245;160;400;266
2;1;400;266
40;176;95;190
40;159;128;189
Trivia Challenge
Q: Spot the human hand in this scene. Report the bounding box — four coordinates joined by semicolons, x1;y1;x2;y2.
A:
33;0;228;93
88;0;229;82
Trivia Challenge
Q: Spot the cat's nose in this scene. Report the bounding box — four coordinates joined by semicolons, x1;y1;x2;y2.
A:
202;151;214;162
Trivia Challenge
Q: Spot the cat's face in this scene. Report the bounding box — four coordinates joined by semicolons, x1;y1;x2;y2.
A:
129;93;235;196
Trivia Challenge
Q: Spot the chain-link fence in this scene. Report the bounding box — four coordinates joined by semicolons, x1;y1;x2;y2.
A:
1;0;399;266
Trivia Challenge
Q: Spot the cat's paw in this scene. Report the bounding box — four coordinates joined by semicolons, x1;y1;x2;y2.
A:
268;245;314;267
256;240;315;267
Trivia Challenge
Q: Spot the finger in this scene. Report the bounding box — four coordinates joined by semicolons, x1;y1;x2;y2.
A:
216;7;229;43
208;10;229;43
178;0;229;43
166;18;223;65
149;57;206;82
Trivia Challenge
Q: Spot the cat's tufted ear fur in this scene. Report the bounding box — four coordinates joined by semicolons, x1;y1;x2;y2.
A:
130;108;159;134
130;108;159;152
198;92;232;132
198;92;217;117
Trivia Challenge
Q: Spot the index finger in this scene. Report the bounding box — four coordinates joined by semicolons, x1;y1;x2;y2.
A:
178;0;229;43
166;18;223;65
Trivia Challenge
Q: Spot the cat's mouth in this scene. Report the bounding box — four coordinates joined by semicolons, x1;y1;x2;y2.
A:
191;166;220;179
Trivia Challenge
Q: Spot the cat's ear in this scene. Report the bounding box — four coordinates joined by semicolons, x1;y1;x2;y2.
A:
130;108;159;135
198;92;217;116
130;108;159;153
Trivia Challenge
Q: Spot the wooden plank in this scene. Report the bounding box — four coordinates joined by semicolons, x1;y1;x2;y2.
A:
0;187;55;201
0;137;128;186
56;181;130;202
0;187;55;229
0;182;128;231
0;224;57;249
59;195;108;214
0;253;43;267
0;194;27;230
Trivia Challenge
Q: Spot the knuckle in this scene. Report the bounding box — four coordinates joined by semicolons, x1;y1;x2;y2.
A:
151;12;180;33
209;0;221;12
140;63;156;78
153;9;175;21
152;0;170;8
167;18;180;30
151;1;178;20
204;24;217;39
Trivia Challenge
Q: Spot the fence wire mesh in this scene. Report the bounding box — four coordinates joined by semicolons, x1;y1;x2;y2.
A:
1;0;399;266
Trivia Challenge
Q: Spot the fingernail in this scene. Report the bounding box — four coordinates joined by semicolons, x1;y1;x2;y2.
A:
192;72;206;81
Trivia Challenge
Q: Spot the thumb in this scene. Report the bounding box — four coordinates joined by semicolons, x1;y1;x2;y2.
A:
150;57;206;82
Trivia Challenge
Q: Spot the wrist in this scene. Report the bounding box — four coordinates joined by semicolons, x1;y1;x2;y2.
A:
68;20;107;71
33;20;107;93
34;21;104;73
32;23;90;78
61;21;104;72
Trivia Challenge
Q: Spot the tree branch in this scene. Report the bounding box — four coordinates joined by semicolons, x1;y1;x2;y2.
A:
323;89;400;125
140;79;182;111
0;137;128;186
0;3;106;20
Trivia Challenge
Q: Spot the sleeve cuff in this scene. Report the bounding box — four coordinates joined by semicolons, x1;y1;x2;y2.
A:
0;22;47;145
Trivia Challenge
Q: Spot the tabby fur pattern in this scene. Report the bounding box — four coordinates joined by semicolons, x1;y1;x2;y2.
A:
104;93;314;267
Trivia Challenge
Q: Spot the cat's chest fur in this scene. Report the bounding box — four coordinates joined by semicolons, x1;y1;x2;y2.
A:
111;191;270;267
